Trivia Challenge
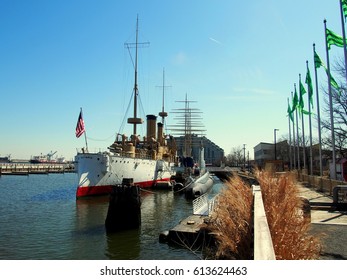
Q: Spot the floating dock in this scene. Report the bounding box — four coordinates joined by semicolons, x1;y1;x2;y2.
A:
160;193;215;248
160;215;211;247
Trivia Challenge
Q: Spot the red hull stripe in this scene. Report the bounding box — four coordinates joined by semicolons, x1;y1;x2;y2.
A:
76;178;171;198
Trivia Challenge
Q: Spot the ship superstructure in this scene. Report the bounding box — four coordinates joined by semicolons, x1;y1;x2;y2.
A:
75;17;177;198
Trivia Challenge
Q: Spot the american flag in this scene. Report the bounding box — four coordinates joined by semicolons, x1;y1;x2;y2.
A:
75;110;85;138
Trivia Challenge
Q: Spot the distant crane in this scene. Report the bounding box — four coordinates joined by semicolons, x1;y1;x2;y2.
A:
47;151;57;161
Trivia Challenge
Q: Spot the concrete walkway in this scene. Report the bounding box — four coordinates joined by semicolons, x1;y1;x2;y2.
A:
297;184;347;260
297;185;347;225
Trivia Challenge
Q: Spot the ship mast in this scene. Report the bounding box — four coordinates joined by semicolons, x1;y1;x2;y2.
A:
158;68;169;124
133;16;139;135
168;94;205;157
126;16;149;137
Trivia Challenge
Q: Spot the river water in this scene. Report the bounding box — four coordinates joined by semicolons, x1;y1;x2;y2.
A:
0;173;223;260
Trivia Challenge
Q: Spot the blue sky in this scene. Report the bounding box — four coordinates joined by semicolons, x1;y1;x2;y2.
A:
0;0;344;161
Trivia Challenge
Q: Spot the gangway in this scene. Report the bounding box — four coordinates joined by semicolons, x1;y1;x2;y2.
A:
192;193;216;216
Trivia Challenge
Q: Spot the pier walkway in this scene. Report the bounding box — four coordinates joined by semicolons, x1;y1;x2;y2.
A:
298;184;347;225
0;163;75;175
297;184;347;260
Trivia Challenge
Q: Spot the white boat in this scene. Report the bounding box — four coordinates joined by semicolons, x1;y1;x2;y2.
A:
75;18;177;198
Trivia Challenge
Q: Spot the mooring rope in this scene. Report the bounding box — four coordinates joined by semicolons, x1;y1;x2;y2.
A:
139;188;158;195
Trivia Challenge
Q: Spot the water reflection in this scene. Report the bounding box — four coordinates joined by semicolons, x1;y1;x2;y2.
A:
106;229;141;259
0;174;223;260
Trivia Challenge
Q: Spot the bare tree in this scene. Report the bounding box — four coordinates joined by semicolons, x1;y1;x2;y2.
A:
320;58;347;158
226;146;244;167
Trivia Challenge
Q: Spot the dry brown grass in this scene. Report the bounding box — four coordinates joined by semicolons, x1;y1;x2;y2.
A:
205;174;253;259
255;170;322;260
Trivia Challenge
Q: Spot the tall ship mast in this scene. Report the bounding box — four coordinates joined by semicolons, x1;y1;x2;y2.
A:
126;16;144;137
75;17;177;198
158;68;169;125
168;94;206;158
168;95;212;199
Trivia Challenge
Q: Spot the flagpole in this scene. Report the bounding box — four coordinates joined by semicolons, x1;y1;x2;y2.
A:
294;84;300;170
291;91;296;170
313;45;323;177
299;74;306;171
324;19;337;180
313;44;323;177
296;104;300;170
339;0;347;85
287;97;293;170
81;107;89;152
306;61;314;176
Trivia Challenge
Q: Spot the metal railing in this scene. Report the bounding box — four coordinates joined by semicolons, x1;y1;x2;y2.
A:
192;193;216;216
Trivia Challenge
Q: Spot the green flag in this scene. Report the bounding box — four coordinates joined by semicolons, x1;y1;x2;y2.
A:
342;0;347;21
291;86;298;114
299;79;307;115
326;28;347;49
305;65;314;108
314;50;341;94
326;68;340;92
287;102;294;122
314;50;325;69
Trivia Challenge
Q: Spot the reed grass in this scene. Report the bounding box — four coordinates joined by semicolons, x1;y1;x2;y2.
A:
255;170;322;260
205;174;253;259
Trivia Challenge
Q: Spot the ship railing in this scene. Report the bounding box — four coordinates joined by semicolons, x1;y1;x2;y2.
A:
77;148;150;159
77;147;173;162
113;150;169;161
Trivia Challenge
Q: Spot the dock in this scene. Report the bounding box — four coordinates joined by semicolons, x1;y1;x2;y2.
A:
160;193;214;248
0;163;75;176
160;215;211;248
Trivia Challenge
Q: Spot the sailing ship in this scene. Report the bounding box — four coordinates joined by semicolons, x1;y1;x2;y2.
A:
75;17;177;198
169;95;213;198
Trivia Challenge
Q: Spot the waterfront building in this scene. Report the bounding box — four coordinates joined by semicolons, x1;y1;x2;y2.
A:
254;142;276;168
254;141;330;175
174;135;224;166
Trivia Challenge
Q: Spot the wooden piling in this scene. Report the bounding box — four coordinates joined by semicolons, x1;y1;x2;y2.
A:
105;179;141;232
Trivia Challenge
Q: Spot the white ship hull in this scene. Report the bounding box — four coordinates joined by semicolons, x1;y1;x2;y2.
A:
75;152;175;198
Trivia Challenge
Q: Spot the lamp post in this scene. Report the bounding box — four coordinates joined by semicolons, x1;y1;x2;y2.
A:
274;129;279;160
243;144;246;170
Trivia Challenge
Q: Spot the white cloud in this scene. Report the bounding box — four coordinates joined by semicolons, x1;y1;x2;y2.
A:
209;37;222;45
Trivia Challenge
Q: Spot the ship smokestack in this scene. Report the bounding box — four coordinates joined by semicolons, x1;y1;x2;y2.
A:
157;122;164;145
146;115;157;142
